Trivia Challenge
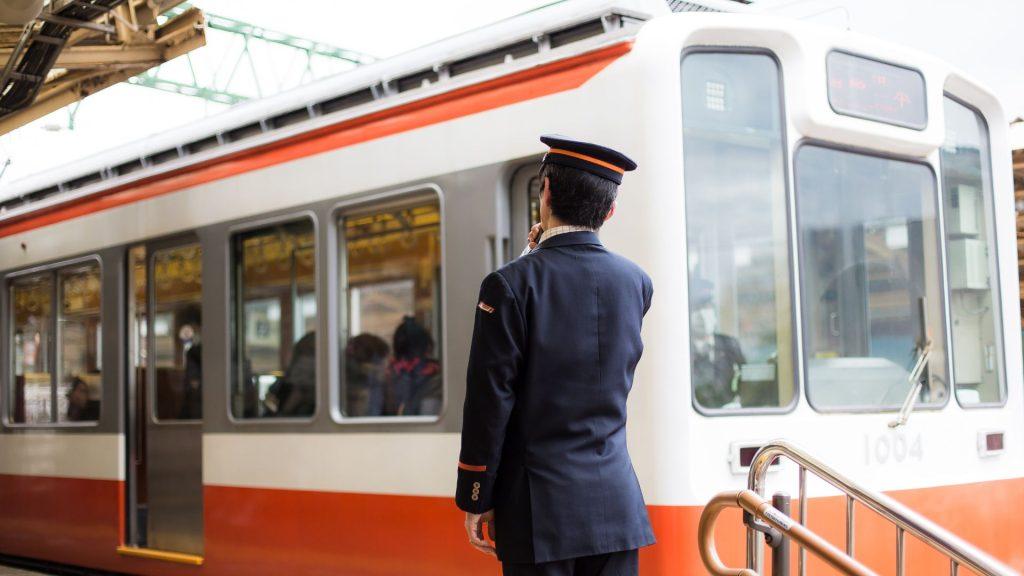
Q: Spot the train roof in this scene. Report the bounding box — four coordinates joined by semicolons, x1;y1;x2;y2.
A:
0;0;751;217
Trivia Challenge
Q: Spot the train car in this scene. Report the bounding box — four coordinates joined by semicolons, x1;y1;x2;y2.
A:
0;0;1020;574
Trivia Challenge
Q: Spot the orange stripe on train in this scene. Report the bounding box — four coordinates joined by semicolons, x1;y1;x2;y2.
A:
0;474;1022;574
0;41;634;239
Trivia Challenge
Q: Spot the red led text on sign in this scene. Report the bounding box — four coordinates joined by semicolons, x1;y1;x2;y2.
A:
827;51;926;129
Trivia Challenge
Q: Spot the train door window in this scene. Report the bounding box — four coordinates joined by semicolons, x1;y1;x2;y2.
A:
939;97;1005;406
231;218;317;419
152;243;203;421
796;146;948;411
681;51;795;412
10;273;54;424
338;194;443;419
56;263;102;423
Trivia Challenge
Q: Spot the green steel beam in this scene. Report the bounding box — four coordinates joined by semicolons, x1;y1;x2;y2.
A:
127;74;248;105
134;4;375;105
202;12;375;66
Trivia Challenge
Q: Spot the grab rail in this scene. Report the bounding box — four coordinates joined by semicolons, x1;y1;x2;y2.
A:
699;489;877;576
745;440;1017;576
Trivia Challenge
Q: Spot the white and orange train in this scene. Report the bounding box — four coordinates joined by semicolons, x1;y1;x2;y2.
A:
0;0;1020;574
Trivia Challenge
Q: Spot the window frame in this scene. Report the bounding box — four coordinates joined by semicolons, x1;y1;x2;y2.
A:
226;211;321;425
4;254;104;429
330;183;447;425
793;140;952;414
679;46;801;417
939;93;1007;410
825;49;929;131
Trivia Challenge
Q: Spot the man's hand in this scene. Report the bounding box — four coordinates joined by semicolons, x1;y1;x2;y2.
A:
464;510;496;556
528;223;544;250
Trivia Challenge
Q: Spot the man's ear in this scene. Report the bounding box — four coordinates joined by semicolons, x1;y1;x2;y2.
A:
541;177;551;206
604;201;617;222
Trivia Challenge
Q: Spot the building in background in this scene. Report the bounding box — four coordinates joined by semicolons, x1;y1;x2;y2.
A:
1012;121;1024;332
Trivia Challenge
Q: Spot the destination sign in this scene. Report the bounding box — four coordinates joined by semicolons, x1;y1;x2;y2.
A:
827;51;927;130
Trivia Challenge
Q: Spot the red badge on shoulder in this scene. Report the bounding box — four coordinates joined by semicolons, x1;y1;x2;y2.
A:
477;301;495;314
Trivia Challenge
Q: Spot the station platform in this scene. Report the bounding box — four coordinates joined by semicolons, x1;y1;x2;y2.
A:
0;568;48;576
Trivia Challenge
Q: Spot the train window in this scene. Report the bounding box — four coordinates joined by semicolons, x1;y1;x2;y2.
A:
56;263;102;423
10;273;55;424
338;196;443;419
681;51;795;412
152;244;203;421
231;219;317;419
8;260;102;425
940;98;1005;406
796;146;948;411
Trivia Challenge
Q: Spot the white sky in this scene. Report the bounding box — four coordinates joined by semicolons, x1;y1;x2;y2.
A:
1;0;1022;185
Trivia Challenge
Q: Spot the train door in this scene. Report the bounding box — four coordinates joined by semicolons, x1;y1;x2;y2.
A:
125;239;204;558
509;163;543;260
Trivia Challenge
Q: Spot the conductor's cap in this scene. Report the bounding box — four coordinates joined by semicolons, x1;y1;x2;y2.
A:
540;134;637;185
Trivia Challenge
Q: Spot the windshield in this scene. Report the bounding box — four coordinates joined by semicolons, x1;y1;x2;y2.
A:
681;51;794;413
796;146;948;410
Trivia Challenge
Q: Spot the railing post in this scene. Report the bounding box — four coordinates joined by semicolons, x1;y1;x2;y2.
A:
772;493;791;576
846;495;855;557
798;466;807;576
897;527;905;576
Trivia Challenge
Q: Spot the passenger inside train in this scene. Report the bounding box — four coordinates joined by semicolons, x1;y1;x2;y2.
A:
345;333;389;416
264;331;316;417
65;376;99;422
386;316;442;416
180;304;203;420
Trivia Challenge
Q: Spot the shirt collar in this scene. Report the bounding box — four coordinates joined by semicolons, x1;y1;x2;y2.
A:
539;225;594;244
537;228;602;250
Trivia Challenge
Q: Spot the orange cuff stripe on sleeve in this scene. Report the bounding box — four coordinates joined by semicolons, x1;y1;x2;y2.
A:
458;462;487;472
547;148;626;174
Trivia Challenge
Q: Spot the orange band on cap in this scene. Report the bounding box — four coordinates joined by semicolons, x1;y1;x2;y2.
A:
458;462;487;472
547;148;625;174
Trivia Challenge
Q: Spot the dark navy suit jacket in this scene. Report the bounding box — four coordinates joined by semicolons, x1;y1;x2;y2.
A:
456;231;655;563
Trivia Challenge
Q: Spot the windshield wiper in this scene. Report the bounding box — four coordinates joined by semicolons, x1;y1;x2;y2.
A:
888;339;932;429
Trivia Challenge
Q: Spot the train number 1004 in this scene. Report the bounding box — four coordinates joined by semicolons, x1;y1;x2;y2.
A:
864;432;924;466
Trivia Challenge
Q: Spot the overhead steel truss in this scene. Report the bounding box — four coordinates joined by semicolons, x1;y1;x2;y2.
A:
0;0;206;135
127;4;376;106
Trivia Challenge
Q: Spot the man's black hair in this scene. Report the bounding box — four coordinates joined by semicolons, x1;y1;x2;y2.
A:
179;303;202;328
393;316;434;360
539;163;618;230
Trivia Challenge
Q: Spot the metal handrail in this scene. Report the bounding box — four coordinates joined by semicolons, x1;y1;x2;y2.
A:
746;440;1018;576
699;489;878;576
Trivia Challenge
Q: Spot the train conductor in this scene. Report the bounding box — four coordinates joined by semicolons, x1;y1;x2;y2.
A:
456;135;655;576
